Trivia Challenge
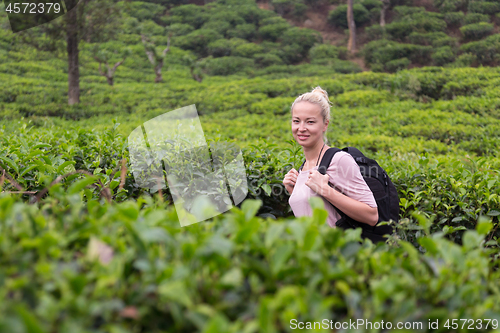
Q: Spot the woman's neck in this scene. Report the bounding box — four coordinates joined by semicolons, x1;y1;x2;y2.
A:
303;141;328;168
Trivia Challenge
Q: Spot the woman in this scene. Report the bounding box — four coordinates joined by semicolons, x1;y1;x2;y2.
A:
283;86;378;228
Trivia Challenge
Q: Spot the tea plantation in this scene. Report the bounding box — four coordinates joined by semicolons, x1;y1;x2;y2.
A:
2;64;500;331
2;0;500;332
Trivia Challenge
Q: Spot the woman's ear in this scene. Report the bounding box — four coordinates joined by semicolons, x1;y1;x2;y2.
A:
323;119;329;131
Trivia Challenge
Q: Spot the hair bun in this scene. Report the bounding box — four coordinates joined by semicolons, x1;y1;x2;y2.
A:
311;86;328;99
311;86;332;105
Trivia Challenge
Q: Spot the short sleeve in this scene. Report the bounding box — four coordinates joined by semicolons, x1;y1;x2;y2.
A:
326;152;377;209
289;150;377;229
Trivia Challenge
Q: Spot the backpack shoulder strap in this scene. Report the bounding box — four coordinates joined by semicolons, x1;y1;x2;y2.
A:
316;147;351;225
298;159;306;172
343;146;371;164
318;147;342;175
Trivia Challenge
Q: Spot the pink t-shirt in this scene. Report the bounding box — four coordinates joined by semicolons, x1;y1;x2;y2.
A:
288;151;377;228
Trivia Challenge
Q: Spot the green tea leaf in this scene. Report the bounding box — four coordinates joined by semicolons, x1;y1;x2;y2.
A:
57;161;76;173
262;184;271;196
118;202;139;220
271;243;293;275
0;156;19;174
418;237;438;255
235;221;260;243
220;268;243;287
487;210;500;217
158;280;193;308
477;218;493;235
287;221;305;247
69;275;87;296
203;314;230;333
242;199;262;221
303;227;319;251
312;208;328;226
68;176;98;195
413;211;430;234
33;143;51;150
20;164;38;177
308;196;325;210
14;304;45;333
265;223;285;248
463;231;483;250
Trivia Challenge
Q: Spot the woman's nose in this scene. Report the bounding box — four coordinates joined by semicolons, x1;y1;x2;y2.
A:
298;122;306;131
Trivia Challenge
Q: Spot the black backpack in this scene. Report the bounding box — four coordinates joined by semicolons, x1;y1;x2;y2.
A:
299;147;399;243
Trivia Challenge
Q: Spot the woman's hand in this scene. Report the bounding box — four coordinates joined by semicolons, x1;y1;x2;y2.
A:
305;170;330;196
283;168;298;194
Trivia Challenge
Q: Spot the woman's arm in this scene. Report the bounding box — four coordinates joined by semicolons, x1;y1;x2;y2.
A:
321;185;379;226
304;153;379;226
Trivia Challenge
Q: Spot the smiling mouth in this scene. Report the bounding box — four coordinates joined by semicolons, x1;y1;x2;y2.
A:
297;135;309;139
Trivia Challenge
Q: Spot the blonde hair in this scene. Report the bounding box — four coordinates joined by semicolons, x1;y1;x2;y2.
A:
290;86;332;144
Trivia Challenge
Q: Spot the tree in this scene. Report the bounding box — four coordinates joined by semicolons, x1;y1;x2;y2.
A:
16;0;121;105
380;0;390;27
141;34;171;83
183;55;203;82
347;0;356;53
93;47;130;86
66;1;80;105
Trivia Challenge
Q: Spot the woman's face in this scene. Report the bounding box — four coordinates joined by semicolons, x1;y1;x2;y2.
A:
291;101;329;147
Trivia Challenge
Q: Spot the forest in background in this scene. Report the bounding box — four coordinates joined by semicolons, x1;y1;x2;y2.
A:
1;0;500;108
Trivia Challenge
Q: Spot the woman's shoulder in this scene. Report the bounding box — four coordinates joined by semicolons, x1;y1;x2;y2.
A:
329;150;352;165
327;150;357;170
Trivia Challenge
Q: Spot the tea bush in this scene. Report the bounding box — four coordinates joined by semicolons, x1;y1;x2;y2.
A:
460;34;500;65
432;35;458;48
408;32;449;45
281;27;322;58
168;4;209;29
431;46;456;66
464;13;490;25
392;5;426;17
258;23;290;41
253;53;284;67
385;9;446;41
123;1;166;21
166;23;195;37
1;194;500;332
333;89;395;106
328;4;371;28
467;0;500;14
233;43;264;58
226;23;257;41
207;39;236;57
433;0;467;12
460;22;494;41
139;20;165;37
2;57;500;331
384;21;414;41
248;96;295;115
174;29;223;57
444;11;465;26
362;0;383;11
365;25;388;41
201;20;232;36
453;52;477;67
384;57;411;72
363;39;432;69
308;44;342;62
271;0;299;15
